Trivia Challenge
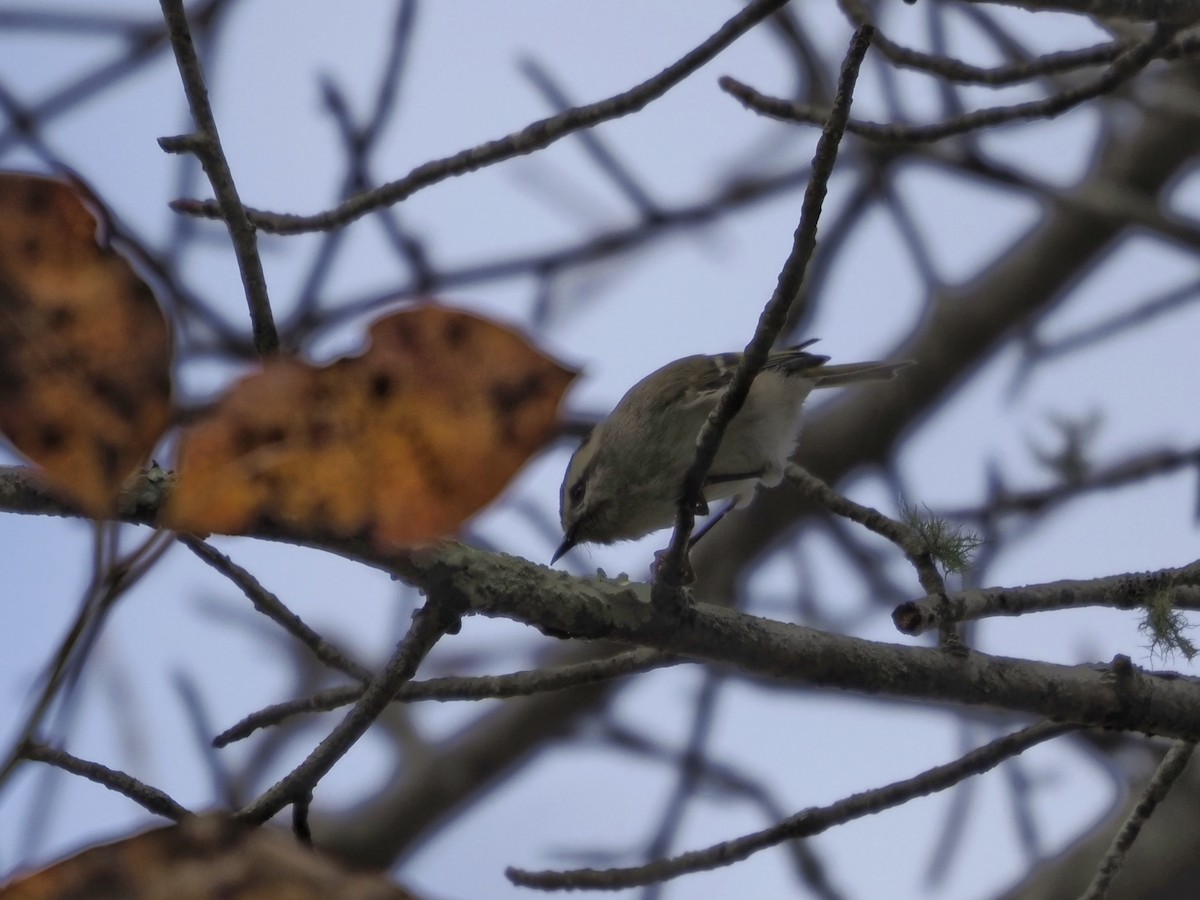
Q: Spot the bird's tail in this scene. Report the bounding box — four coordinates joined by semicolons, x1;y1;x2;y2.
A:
812;360;913;387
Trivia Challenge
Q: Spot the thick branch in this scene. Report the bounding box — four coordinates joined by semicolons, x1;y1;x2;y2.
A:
5;465;1199;739
376;544;1200;742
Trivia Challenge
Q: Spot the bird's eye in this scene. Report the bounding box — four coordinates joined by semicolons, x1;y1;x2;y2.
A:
569;481;585;505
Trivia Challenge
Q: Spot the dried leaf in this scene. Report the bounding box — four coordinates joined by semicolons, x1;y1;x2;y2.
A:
0;172;173;516
168;304;576;546
0;814;420;899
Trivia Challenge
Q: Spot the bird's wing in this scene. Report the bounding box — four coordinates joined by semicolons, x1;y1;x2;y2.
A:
681;353;744;409
683;344;830;408
811;360;913;387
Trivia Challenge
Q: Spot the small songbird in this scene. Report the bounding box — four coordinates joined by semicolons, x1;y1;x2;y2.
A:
553;342;911;562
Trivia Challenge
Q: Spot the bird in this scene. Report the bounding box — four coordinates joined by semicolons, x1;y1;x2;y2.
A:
553;342;911;563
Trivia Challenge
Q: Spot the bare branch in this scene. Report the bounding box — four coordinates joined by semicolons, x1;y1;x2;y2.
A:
213;648;677;746
157;0;279;355
970;0;1200;26
181;536;373;682
720;25;1176;144
894;560;1200;635
235;591;464;825
1079;740;1197;900
508;721;1074;890
839;0;1200;86
939;445;1200;522
652;25;874;597
0;531;173;797
23;742;191;821
169;0;792;234
785;464;947;595
519;57;662;219
4;465;1200;742
838;0;1135;85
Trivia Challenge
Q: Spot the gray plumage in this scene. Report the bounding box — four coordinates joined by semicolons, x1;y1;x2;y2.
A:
553;343;911;561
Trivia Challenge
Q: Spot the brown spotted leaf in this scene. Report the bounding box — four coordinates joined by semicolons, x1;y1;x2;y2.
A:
0;172;173;516
0;814;421;899
167;304;577;546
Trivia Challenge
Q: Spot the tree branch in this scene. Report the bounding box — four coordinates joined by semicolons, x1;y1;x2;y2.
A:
157;0;278;355
894;561;1200;635
235;590;464;825
1079;740;1197;900
213;648;676;746
23;742;190;821
652;25;874;597
181;536;372;682
508;721;1074;890
3;465;1200;741
168;0;792;235
720;24;1175;144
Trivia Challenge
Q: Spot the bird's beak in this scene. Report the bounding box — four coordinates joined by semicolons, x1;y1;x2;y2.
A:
551;532;576;564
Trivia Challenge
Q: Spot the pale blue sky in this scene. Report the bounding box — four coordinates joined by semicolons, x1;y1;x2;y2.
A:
2;3;1198;898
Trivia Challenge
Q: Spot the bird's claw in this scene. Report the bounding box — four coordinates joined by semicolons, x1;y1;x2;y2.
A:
650;549;695;585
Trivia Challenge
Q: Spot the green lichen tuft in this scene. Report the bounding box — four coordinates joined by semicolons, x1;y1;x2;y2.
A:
900;503;982;576
1139;588;1197;662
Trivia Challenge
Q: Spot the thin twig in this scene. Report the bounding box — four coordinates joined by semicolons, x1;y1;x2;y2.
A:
508;721;1074;890
651;25;875;600
786;464;947;596
923;721;981;885
520;57;662;218
601;722;847;900
965;0;1200;25
314;76;431;284
174;671;238;807
0;530;173;796
0;75;251;352
235;592;464;824
0;18;177;156
293;791;314;846
784;464;966;649
181;536;372;682
214;648;677;746
721;25;1176;144
1078;740;1197;900
838;0;1159;87
23;741;191;821
288;0;429;327
939;446;1200;523
1032;282;1200;362
169;0;791;234
0;9;160;33
306;164;814;340
639;671;724;899
157;0;279;355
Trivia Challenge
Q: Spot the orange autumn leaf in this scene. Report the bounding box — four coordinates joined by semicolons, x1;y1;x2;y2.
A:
168;304;577;546
0;172;173;516
0;814;420;899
